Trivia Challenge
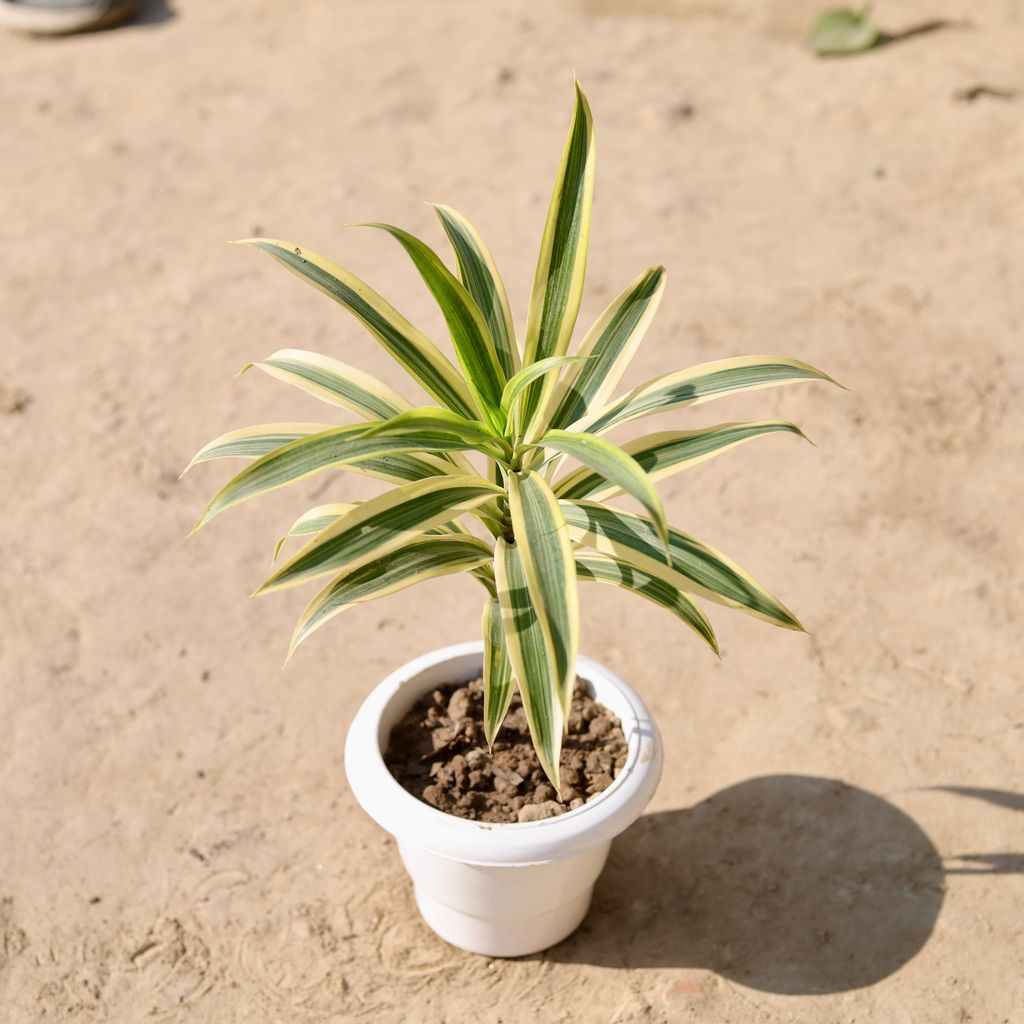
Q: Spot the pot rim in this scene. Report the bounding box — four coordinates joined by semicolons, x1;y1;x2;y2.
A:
344;641;662;866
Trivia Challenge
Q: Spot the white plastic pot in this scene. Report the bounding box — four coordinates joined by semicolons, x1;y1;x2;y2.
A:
344;641;662;957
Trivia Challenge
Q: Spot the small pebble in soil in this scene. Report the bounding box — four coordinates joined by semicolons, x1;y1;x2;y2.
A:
384;678;628;824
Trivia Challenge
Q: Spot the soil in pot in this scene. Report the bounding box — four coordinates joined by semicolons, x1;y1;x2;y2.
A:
384;678;628;824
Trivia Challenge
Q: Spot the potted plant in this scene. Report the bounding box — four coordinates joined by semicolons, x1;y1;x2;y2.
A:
186;82;836;957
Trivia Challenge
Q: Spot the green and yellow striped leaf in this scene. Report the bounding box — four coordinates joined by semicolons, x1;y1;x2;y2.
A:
574;552;718;655
273;502;359;561
547;265;666;430
279;502;359;541
539;430;669;551
258;475;503;594
193;426;478;531
482;597;516;747
576;356;838;435
434;204;520;379
494;538;564;792
243;349;411;420
365;223;507;432
182;422;331;476
362;407;510;460
519;81;596;431
507;471;579;717
562;500;803;631
555;421;809;500
471;562;498;599
273;500;485;561
501;355;586;419
237;238;475;418
288;535;494;657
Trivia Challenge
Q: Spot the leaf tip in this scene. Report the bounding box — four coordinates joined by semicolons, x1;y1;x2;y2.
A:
572;75;594;124
283;636;300;667
707;630;722;658
818;367;848;391
188;512;210;536
793;424;817;448
786;611;808;633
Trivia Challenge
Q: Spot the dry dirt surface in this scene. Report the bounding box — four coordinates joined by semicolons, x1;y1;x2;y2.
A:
2;1;1023;1021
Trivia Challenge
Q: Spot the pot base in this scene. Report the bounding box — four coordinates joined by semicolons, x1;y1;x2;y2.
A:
414;885;594;958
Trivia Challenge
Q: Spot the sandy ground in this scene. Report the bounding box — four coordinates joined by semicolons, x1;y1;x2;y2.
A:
2;0;1023;1020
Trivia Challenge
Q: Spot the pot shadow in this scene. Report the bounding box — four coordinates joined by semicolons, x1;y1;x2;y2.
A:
550;774;946;994
40;0;175;33
134;0;176;27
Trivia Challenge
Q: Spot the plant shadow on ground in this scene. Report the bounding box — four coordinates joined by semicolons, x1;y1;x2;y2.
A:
926;785;1024;875
133;0;175;27
550;774;951;994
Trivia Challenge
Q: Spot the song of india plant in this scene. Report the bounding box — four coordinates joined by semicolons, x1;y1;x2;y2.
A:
186;82;836;796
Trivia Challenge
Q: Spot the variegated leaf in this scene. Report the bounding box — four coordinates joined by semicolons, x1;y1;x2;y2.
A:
519;81;595;431
257;475;502;594
562;500;803;630
288;535;494;657
547;265;665;431
364;223;507;432
362;407;511;461
243;349;411;420
501;355;586;420
576;356;838;435
273;502;359;561
482;597;516;747
494;538;564;792
237;238;475;418
274;501;477;561
507;471;579;717
274;502;500;593
434;204;520;378
193;426;478;531
182;422;331;476
538;429;669;550
575;552;718;654
555;421;809;500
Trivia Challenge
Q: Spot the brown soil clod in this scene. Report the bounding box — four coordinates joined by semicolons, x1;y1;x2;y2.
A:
384;678;629;824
